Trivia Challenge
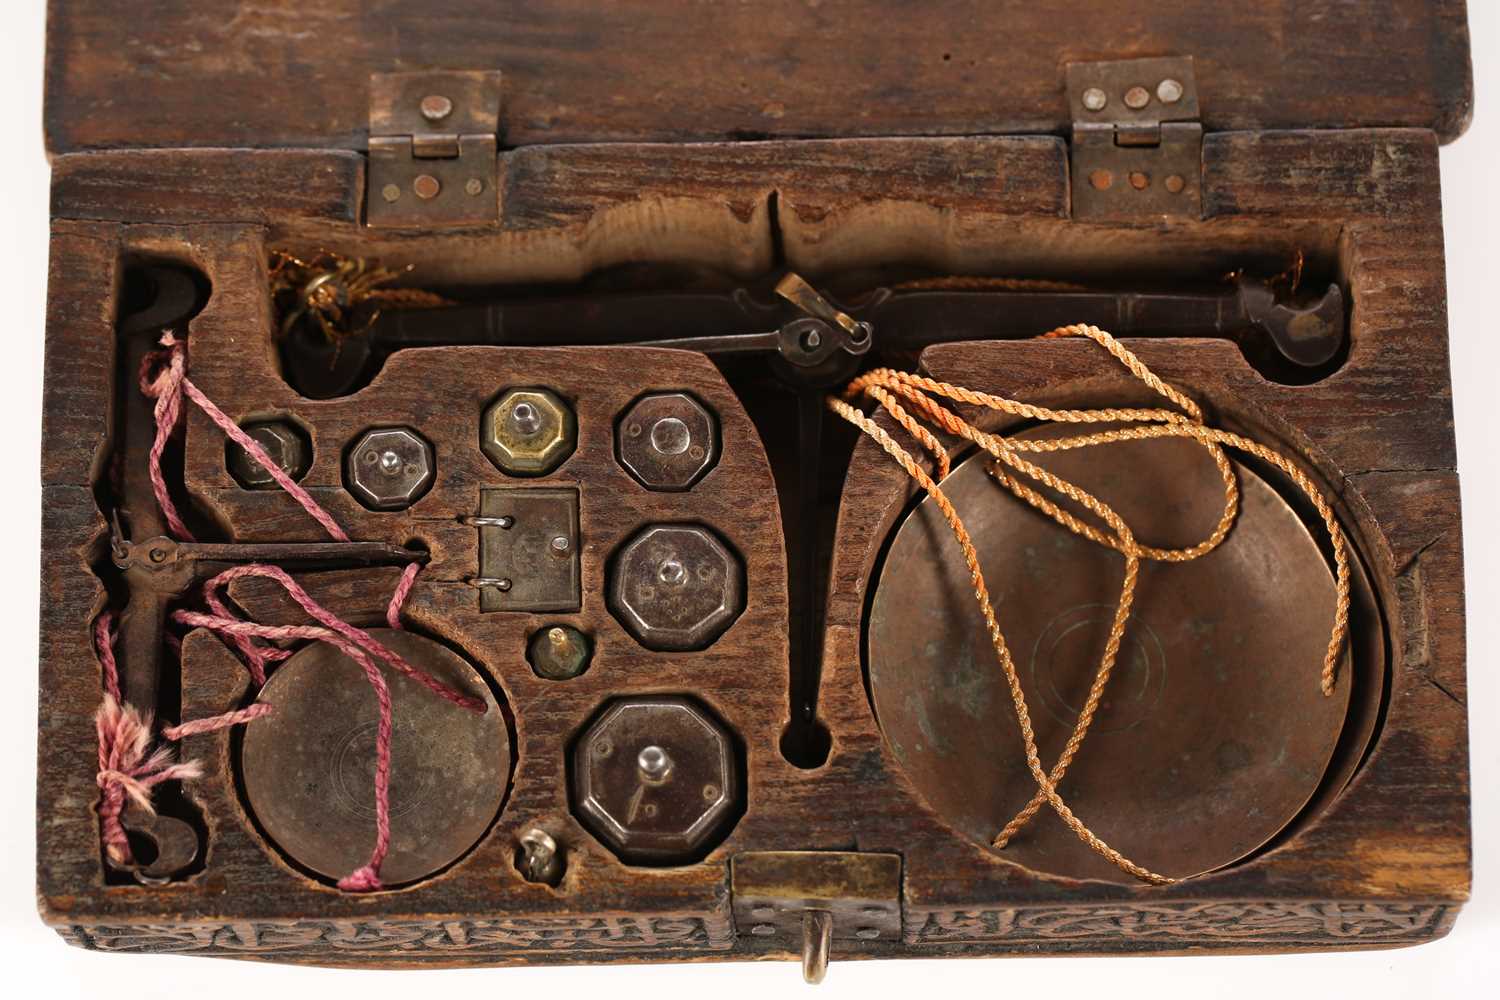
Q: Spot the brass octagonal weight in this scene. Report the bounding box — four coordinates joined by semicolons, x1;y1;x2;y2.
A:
866;429;1354;884
528;625;592;680
240;629;510;886
571;695;740;864
482;388;576;476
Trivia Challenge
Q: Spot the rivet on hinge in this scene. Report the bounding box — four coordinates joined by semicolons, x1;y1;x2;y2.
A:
1066;57;1202;221
367;71;503;228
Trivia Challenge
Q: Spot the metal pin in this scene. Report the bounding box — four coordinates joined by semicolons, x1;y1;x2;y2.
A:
465;515;514;529
658;557;687;586
510;400;543;436
802;910;833;984
637;744;673;782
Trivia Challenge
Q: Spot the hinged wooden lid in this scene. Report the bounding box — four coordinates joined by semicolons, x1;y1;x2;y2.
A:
44;0;1473;154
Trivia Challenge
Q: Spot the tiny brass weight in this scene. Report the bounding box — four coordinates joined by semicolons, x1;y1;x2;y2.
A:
571;695;740;864
227;419;310;489
482;387;576;476
515;827;564;886
527;624;592;680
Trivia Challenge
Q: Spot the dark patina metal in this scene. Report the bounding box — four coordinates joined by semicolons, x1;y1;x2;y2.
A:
227;420;311;490
240;629;510;886
571;695;740;863
731;851;903;984
608;524;745;651
527;625;592;680
476;487;581;612
617;392;720;491
866;430;1356;883
345;426;435;510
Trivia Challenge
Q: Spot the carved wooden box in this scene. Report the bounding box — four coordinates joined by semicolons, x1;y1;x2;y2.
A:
37;0;1473;977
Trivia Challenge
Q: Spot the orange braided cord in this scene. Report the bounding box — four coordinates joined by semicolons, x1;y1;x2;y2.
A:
830;323;1349;884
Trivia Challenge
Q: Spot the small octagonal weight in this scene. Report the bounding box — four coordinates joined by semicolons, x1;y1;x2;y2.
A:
346;427;435;510
571;695;741;864
482;388;576;476
227;420;311;489
608;524;745;651
617;392;719;491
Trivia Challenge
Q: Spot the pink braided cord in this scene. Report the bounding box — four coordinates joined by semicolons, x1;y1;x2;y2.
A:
171;607;396;888
171;563;477;891
195;564;480;712
387;561;422;629
94;330;444;891
140;334;349;543
93;692;203;866
93;612;223;864
161;705;273;741
94;614;121;701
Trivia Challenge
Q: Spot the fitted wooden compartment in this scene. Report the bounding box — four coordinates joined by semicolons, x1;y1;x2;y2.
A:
39;0;1471;971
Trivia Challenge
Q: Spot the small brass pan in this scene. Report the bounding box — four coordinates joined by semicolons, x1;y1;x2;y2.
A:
240;629;510;887
866;427;1369;883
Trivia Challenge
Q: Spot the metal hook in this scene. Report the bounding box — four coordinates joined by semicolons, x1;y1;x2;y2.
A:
116;806;200;885
801;910;833;984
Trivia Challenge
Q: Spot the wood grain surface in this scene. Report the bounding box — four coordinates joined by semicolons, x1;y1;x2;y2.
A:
44;1;1473;153
36;118;1470;964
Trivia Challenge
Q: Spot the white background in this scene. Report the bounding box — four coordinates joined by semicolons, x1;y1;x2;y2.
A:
0;2;1492;996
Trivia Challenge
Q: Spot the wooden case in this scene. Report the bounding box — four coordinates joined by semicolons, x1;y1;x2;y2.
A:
38;0;1473;973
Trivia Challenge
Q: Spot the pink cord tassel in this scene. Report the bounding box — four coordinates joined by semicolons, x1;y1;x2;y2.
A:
140;334;350;544
94;696;203;866
94;330;440;891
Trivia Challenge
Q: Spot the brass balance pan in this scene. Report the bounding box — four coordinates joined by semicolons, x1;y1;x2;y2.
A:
866;428;1359;884
240;629;510;886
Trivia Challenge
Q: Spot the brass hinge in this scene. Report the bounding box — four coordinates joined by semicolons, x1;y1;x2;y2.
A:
1066;57;1202;221
731;851;902;984
367;71;503;228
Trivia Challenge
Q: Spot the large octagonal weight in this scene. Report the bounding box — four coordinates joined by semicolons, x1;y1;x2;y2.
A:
571;695;740;864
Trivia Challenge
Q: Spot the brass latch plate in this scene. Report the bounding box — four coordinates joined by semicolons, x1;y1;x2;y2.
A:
1066;57;1202;221
368;71;502;228
731;851;902;982
475;487;580;613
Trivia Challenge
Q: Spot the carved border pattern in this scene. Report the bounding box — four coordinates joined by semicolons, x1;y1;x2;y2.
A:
62;915;730;958
910;902;1449;946
58;902;1449;961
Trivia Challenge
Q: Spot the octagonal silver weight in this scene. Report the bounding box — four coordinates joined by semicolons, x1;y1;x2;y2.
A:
346;427;435;510
571;694;740;863
607;524;745;651
617;392;719;491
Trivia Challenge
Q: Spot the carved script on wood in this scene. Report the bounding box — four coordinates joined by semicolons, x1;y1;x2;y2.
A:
61;915;730;959
909;902;1449;946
